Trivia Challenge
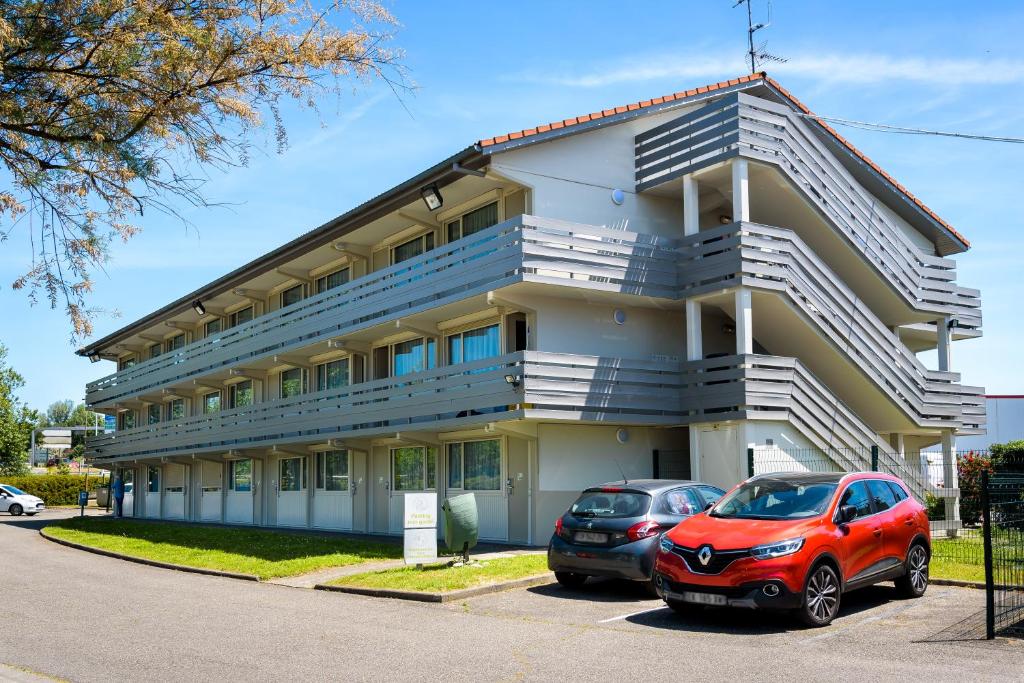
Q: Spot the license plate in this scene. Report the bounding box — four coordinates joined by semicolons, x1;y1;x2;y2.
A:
682;591;727;606
574;531;608;544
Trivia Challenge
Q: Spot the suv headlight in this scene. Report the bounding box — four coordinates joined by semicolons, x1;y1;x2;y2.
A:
751;537;805;560
659;536;674;553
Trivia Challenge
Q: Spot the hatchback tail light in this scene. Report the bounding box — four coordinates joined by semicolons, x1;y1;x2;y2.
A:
554;517;570;540
626;520;661;542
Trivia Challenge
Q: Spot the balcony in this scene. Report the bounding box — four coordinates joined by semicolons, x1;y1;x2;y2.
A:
635;90;982;329
85;215;680;408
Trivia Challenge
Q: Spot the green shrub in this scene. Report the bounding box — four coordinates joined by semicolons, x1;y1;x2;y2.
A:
925;492;945;520
0;474;110;505
990;440;1024;471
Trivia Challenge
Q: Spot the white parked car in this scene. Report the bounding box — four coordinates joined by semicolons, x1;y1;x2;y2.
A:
0;484;45;516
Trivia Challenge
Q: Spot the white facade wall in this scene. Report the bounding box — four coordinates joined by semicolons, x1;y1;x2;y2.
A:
955;397;1024;450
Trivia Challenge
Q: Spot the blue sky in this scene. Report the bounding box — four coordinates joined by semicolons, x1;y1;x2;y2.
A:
2;0;1023;411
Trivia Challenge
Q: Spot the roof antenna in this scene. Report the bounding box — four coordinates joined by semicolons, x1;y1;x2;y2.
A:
734;0;787;74
614;459;628;485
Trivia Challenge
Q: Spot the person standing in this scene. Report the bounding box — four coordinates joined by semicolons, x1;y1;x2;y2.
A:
112;475;125;518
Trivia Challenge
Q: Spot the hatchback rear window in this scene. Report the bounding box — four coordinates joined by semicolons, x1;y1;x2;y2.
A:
571;490;651;518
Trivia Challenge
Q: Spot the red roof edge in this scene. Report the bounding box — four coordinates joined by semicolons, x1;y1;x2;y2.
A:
475;72;969;250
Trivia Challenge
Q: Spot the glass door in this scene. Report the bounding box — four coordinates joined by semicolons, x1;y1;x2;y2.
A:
276;456;308;527
388;446;437;533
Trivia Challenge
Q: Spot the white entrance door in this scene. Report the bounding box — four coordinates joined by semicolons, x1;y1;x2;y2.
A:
446;439;508;541
276;456;308;527
162;463;186;520
144;466;161;518
200;461;223;522
699;426;741;490
225;459;256;524
312;450;353;530
122;469;135;517
388;446;438;534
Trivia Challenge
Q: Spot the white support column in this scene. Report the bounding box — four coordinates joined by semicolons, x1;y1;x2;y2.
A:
686;300;703;361
735;288;753;355
937;316;952;372
941;429;960;534
683;174;699;237
731;158;750;223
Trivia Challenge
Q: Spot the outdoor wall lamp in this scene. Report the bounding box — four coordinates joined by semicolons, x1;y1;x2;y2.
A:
504;374;521;389
88;352;101;363
947;318;960;330
192;299;206;316
420;184;443;212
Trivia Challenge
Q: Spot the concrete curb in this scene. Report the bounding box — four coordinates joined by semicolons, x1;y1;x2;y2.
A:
314;573;555;603
38;528;260;582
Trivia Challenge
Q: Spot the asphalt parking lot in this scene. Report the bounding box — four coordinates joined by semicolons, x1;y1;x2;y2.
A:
3;510;1023;682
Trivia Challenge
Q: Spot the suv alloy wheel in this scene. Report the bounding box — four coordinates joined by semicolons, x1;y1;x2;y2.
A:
894;543;929;598
799;563;841;627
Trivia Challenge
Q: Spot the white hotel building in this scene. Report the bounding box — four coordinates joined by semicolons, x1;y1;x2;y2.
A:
80;73;984;544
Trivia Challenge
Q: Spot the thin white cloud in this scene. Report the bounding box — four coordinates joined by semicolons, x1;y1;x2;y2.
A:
508;52;1024;88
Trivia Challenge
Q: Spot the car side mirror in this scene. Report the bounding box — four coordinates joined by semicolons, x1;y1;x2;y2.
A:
703;501;714;512
837;505;857;524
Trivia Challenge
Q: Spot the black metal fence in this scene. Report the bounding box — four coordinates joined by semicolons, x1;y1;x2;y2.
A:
982;461;1024;639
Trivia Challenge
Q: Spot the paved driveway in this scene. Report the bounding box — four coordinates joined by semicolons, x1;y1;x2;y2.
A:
2;510;1022;682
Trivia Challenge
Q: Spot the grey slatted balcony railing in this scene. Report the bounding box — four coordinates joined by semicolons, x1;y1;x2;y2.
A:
678;221;985;434
84;215;680;409
635;91;982;329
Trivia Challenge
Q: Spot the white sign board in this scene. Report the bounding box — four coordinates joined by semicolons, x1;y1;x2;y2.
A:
40;428;73;448
403;492;437;565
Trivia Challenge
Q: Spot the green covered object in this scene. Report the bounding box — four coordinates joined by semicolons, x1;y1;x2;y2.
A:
442;493;479;554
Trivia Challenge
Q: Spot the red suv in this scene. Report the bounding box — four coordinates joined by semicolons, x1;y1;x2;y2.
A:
653;471;930;626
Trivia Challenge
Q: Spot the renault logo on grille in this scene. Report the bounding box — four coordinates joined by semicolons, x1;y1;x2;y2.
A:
697;545;714;566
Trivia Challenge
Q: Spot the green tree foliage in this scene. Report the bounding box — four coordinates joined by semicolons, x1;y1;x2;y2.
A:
0;343;39;475
0;1;403;339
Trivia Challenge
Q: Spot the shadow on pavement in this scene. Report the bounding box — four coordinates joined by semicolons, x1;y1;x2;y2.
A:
528;577;660;603
626;584;910;635
0;516;59;532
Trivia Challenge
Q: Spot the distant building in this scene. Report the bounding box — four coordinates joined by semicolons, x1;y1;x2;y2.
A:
955;396;1024;451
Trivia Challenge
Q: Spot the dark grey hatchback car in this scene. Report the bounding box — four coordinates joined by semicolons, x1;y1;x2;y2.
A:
548;480;725;593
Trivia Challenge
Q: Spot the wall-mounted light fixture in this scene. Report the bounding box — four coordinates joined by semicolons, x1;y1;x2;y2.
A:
610;188;626;205
613;309;627;325
88;352;101;363
947;318;960;330
420;184;443;212
616;428;630;444
504;374;521;389
192;299;206;316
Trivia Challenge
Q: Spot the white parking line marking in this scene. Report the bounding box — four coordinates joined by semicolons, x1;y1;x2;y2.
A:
598;606;667;623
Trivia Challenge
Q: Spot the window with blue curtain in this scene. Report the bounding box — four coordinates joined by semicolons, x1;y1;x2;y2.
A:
393;338;425;376
447;323;500;365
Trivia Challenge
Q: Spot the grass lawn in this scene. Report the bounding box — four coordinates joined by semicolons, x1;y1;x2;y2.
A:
46;517;401;580
930;556;986;583
328;554;549;593
930;536;986;583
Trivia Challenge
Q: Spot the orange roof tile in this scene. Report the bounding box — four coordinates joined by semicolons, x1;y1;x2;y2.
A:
475;72;968;249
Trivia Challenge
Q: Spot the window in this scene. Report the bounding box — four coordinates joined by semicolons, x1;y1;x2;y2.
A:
230;306;254;328
571;490;651;518
280;368;304;398
316;450;349;491
148;344;162;360
118;355;137;371
229;380;253;408
446;201;499;243
147;404;161;425
391;447;437;491
118;410;137;430
280;284;303;309
373;346;390;380
229;460;252;492
165;333;186;354
838;482;873;520
279;457;306;491
167;398;186;421
147;466;160;493
316;358;349;391
203;392;221;414
888;480;909;503
316;268;350;294
447;323;501;365
696;485;725;507
205;319;222;337
447;440;501;491
393;338;426;376
660;488;703;515
712;480;839;520
392;232;434;265
866;479;898;512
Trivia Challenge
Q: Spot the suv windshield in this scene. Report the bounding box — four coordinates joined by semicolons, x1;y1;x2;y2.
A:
571;490;651;518
711;479;838;520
